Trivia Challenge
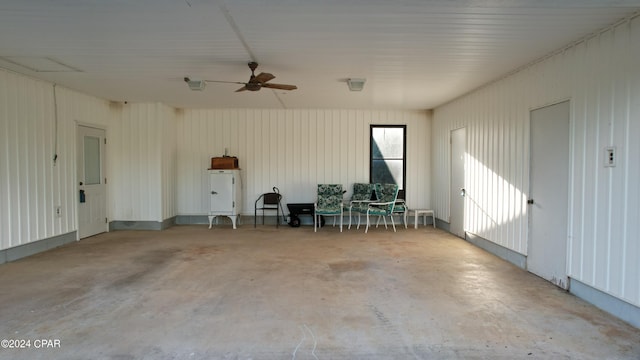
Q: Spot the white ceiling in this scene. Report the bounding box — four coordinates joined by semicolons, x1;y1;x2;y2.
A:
0;1;638;110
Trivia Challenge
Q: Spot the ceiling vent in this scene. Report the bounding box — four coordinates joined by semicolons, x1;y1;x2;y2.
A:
184;77;206;91
347;78;366;91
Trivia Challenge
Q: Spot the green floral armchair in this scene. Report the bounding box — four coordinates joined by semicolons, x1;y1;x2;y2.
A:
347;183;376;229
391;197;408;229
314;184;344;232
365;183;400;233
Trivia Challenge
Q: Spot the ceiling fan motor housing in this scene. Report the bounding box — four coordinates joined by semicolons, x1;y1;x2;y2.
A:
186;62;296;92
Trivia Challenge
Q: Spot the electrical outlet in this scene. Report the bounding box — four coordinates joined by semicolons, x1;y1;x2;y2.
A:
55;206;62;218
605;146;616;167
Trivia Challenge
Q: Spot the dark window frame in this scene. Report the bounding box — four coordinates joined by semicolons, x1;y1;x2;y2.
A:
369;125;407;197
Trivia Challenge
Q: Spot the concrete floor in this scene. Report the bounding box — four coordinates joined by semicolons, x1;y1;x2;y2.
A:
0;224;639;360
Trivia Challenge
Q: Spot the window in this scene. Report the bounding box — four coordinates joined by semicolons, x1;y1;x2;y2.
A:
370;125;406;192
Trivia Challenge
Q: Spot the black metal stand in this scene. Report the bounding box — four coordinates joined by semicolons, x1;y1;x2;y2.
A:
286;203;323;227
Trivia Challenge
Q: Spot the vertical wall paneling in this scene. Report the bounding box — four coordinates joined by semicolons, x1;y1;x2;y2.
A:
111;102;177;222
0;70;8;250
161;105;178;220
624;17;640;303
0;69;111;251
432;15;640;307
176;109;432;218
607;23;628;297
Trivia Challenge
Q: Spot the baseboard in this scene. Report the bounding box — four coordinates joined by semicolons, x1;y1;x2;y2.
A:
571;279;640;329
175;215;210;225
435;218;450;232
161;216;176;230
251;214;290;226
176;215;294;226
0;231;77;264
175;214;430;227
109;216;176;231
465;232;527;269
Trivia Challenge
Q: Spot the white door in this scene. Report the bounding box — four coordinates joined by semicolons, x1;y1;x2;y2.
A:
450;128;466;238
528;101;570;289
78;125;107;238
209;172;233;214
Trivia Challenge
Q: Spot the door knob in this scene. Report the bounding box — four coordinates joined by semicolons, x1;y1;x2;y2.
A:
460;188;466;197
211;191;218;195
527;199;534;204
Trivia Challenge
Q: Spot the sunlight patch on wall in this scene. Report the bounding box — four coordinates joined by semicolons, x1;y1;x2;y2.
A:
465;154;527;237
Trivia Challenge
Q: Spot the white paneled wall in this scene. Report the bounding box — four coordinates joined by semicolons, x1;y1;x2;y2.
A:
161;105;178;220
434;85;531;254
0;69;111;251
433;16;640;307
177;109;431;216
110;103;160;221
110;103;177;222
0;71;57;249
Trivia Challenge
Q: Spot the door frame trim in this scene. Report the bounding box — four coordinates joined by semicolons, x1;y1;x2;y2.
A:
527;99;573;289
76;122;109;240
449;126;466;238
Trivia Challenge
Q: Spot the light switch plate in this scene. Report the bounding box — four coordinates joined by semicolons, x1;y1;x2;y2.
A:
604;146;616;167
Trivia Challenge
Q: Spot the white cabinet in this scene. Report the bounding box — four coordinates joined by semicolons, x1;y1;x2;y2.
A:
208;169;242;229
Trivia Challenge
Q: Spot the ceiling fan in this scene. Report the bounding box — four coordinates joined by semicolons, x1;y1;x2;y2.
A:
184;62;297;92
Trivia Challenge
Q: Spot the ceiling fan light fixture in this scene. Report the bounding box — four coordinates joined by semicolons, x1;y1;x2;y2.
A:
184;77;206;91
347;78;366;91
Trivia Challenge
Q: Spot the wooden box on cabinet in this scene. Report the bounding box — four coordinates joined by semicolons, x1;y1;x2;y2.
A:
208;169;242;229
210;157;239;169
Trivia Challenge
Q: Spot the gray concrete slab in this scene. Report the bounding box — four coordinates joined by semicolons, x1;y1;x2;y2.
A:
0;225;639;359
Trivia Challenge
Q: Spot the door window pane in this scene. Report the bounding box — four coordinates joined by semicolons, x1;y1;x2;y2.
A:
84;136;101;185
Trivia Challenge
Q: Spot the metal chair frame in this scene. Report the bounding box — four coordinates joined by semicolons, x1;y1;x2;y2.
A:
254;189;284;227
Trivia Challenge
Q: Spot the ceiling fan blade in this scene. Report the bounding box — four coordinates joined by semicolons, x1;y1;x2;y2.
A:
205;80;246;85
262;83;298;91
254;72;275;84
235;86;248;92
